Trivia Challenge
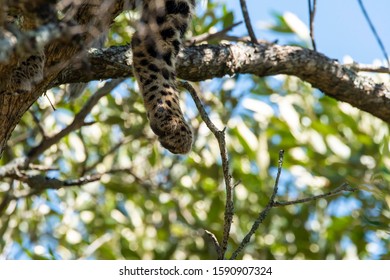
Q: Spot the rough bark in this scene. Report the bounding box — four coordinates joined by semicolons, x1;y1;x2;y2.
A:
58;43;390;123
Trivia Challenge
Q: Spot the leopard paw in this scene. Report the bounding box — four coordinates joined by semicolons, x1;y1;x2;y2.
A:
150;112;193;154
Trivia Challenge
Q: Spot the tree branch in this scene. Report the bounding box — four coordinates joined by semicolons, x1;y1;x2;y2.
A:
57;43;390;126
273;182;357;207
344;62;390;73
27;79;123;162
357;0;389;67
308;0;317;51
229;153;356;259
180;81;235;260
230;150;284;260
10;173;103;200
239;0;257;44
188;21;243;44
204;230;222;257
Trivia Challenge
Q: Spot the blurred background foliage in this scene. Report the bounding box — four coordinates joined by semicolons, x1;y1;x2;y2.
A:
0;0;389;260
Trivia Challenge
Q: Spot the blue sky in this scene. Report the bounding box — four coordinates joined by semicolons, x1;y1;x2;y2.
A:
223;0;390;65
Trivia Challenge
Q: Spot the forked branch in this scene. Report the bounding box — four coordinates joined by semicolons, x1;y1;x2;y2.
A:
180;81;235;260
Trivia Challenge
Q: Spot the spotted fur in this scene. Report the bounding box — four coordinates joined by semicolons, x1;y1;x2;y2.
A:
131;0;194;154
10;52;45;94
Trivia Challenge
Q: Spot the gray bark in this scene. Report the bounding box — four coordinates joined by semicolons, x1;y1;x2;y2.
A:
59;43;390;123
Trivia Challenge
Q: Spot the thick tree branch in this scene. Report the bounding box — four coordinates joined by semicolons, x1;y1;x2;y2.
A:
58;43;390;125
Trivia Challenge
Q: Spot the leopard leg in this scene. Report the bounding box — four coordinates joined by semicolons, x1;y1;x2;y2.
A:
131;0;194;154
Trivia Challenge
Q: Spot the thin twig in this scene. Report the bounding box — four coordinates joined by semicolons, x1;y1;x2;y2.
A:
308;0;317;51
180;81;234;260
357;0;389;67
0;159;57;180
0;157;28;180
230;150;284;260
273;182;356;207
13;173;104;199
27;79;123;161
208;35;274;45
28;164;58;171
63;173;103;186
179;81;220;132
3;167;151;203
44;93;57;111
239;0;257;44
83;136;132;174
229;180;355;259
344;63;390;73
79;232;113;259
189;21;243;44
78;129;89;176
204;230;222;257
30;111;47;139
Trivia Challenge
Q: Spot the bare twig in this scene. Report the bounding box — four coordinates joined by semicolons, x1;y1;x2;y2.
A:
27;79;123;161
357;0;389;67
0;172;104;211
79;232;113;259
273;182;356;207
12;173;104;199
204;230;222;257
239;0;257;44
0;157;57;181
0;157;28;179
308;0;317;51
189;21;243;44
28;164;58;171
62;173;103;186
344;63;390;73
78;129;89;176
114;167;157;190
216;36;273;44
30;111;47;139
83;136;133;174
180;81;234;260
1;166;151;207
230;150;284;260
179;81;220;133
44;93;57;111
229;178;355;259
